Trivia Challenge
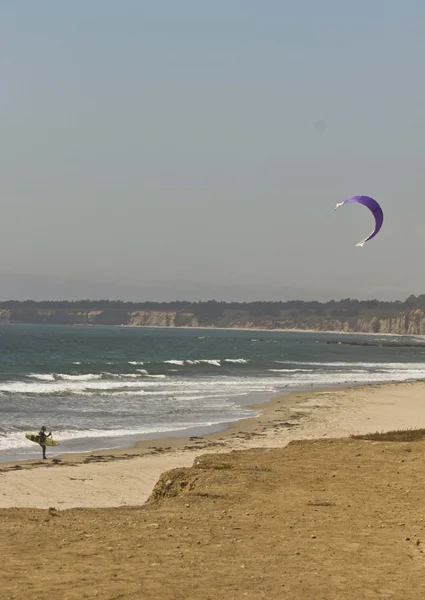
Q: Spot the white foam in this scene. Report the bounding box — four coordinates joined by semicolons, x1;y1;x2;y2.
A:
277;360;425;370
161;358;245;366
184;359;222;366
5;363;425;399
0;379;150;395
225;359;249;364
269;368;312;373
28;373;103;383
57;373;102;381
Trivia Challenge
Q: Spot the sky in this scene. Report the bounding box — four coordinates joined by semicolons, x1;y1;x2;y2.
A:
0;0;424;302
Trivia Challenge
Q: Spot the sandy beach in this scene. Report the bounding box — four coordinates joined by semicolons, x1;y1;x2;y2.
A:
3;380;425;599
1;379;425;509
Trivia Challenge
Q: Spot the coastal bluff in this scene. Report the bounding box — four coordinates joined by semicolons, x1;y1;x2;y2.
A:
0;308;199;328
1;296;425;334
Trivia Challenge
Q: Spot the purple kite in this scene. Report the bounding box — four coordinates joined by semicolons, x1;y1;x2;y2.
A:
335;195;384;247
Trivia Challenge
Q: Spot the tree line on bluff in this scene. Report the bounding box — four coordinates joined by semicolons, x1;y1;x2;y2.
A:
0;295;423;321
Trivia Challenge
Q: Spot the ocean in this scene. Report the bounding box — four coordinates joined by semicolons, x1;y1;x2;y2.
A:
1;324;425;462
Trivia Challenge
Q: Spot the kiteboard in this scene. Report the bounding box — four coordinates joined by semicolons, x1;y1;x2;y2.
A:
25;433;59;447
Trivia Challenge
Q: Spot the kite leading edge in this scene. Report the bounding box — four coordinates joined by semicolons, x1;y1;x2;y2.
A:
335;195;384;247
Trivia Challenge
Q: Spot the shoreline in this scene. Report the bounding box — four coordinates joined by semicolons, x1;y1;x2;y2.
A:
0;377;411;467
2;320;423;338
119;324;423;338
2;378;425;508
0;388;291;468
3;374;420;466
0;388;273;465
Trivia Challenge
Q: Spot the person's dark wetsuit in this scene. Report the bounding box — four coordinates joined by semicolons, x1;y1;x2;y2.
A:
38;426;52;459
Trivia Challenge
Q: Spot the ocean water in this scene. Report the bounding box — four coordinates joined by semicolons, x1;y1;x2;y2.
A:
1;324;425;462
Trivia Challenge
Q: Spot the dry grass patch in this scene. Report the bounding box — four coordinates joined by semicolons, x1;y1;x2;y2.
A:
351;428;425;442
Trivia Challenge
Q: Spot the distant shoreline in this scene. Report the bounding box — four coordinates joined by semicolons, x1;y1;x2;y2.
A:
0;320;422;339
120;324;420;337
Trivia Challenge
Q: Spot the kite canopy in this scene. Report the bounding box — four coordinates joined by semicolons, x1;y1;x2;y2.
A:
335;195;383;247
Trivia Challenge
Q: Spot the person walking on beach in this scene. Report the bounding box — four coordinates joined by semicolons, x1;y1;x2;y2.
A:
38;426;52;460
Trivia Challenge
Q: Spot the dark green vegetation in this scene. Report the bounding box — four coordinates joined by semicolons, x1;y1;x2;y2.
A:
2;295;425;312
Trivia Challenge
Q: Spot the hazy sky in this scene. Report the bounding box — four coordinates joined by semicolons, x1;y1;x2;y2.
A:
1;0;424;301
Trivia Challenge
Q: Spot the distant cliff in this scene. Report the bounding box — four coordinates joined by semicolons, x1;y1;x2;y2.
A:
0;308;199;328
1;297;425;335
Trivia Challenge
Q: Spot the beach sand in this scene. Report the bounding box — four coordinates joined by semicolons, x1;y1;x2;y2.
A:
2;380;425;599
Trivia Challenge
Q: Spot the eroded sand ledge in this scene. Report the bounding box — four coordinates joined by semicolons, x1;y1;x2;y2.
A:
3;432;425;598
